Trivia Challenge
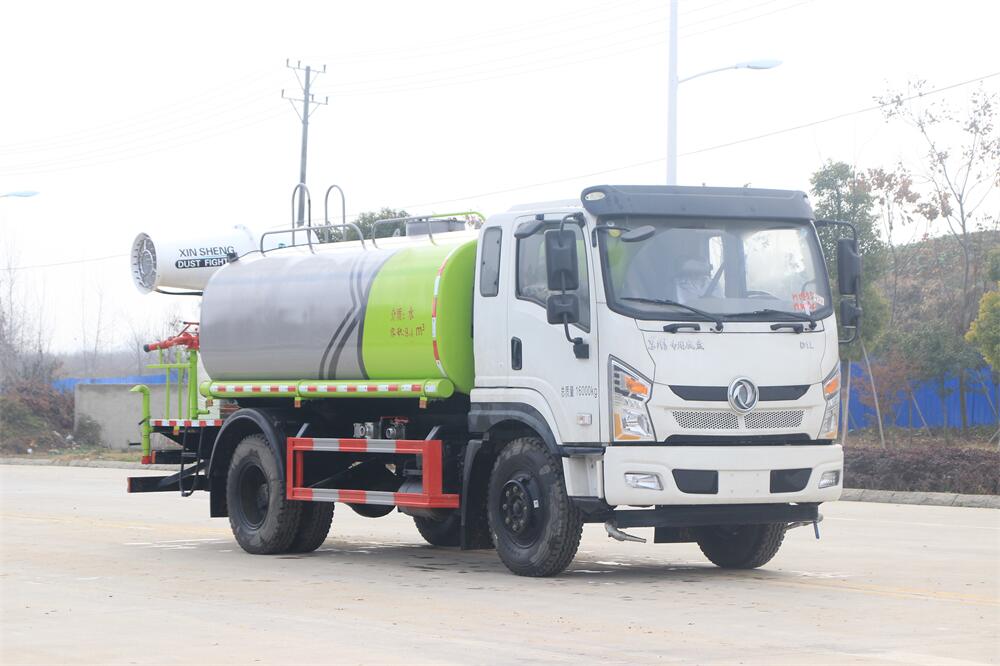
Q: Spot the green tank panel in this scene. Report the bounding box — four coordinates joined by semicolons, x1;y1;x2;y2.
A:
361;240;476;394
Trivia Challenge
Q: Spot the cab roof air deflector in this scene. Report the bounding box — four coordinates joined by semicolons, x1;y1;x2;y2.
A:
580;184;815;221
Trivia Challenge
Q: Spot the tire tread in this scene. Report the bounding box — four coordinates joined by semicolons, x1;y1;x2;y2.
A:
697;523;786;569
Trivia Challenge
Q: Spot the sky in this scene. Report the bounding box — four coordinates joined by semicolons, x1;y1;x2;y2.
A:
1;0;998;354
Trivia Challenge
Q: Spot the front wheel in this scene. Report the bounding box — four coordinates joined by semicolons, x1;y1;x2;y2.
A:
487;437;582;577
695;523;787;569
226;434;302;554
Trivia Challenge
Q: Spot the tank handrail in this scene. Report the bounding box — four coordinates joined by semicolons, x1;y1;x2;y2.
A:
323;184;346;227
289;183;315;254
258;228;322;256
320;184;362;247
325;223;367;248
369;211;485;249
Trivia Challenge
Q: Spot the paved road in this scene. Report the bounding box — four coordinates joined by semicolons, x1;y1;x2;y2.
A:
1;465;998;665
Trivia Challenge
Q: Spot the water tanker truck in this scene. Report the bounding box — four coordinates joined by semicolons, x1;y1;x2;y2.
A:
127;184;861;577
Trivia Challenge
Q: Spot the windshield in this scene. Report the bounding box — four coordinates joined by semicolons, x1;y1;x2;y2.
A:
598;216;832;321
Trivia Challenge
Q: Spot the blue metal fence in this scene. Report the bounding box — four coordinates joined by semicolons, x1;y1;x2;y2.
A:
52;372;178;393
845;365;998;430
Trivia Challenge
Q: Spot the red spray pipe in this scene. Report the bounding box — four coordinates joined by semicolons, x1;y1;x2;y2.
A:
143;323;200;352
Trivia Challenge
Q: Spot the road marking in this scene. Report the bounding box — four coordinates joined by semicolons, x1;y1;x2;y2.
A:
826;517;1000;531
840;651;994;666
751;575;999;606
2;512;224;536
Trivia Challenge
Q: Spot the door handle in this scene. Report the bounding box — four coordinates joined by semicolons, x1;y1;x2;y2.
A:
511;337;522;371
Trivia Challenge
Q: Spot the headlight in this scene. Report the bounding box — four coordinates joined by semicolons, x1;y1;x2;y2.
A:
610;359;655;441
818;365;840;439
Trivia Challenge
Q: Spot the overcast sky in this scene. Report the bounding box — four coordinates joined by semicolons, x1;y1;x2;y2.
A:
1;0;998;354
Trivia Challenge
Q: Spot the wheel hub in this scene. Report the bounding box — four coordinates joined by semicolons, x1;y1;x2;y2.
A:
501;479;534;534
238;464;269;529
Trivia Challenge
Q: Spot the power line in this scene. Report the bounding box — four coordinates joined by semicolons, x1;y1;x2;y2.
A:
679;70;1000;157
312;1;810;99
4;254;126;272
11;71;996;271
376;71;1000;209
315;0;650;66
0;72;282;154
2;2;803;167
681;0;815;38
679;0;786;30
0;106;288;177
315;20;668;96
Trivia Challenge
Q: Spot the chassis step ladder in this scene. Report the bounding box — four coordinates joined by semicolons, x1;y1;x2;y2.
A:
286;437;459;509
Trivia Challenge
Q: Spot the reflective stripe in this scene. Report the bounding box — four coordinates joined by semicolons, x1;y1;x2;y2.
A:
151;419;223;427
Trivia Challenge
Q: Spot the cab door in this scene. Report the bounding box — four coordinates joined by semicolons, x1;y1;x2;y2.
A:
506;214;601;444
473;225;508;387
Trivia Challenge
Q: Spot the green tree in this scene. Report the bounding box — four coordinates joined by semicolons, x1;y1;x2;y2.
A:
810;161;889;352
966;291;1000;370
903;321;984;442
353;207;410;239
320;207;410;243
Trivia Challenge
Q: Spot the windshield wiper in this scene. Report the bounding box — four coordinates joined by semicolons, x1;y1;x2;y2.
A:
621;297;723;331
729;308;817;330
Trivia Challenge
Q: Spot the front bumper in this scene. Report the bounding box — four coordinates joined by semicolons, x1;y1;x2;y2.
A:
602;444;843;506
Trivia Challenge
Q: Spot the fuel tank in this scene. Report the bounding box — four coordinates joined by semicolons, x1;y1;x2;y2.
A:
199;236;477;393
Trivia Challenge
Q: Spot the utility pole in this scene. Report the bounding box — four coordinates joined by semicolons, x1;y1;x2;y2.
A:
282;60;328;227
666;0;678;186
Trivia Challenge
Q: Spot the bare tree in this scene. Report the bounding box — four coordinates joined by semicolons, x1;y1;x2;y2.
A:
878;82;1000;432
0;240;59;387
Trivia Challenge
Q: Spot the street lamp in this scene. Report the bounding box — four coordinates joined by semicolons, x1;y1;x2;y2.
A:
0;191;39;198
666;1;781;184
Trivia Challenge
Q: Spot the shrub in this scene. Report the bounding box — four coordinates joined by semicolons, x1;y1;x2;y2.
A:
73;415;103;447
845;445;999;495
0;381;75;453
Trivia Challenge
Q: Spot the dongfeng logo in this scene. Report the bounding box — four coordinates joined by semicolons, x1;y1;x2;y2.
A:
728;377;758;413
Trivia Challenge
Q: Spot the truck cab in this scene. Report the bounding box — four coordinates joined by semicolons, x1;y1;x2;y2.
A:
469;185;856;563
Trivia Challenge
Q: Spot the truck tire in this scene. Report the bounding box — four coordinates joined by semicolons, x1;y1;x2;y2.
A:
288;502;335;553
487;437;582;577
695;523;787;569
413;512;461;547
226;433;302;554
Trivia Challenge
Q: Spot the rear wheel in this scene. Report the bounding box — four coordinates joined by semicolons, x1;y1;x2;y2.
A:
288;502;335;553
226;434;302;554
695;523;787;569
487;437;582;577
414;512;461;547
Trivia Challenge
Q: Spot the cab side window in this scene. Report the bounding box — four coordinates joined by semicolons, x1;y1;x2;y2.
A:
479;227;502;297
516;223;590;330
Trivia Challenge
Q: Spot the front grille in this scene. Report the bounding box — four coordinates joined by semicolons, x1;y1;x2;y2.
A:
745;410;804;429
673;411;739;429
672;409;805;430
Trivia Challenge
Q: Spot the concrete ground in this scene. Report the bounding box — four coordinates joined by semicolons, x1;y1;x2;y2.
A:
1;465;997;665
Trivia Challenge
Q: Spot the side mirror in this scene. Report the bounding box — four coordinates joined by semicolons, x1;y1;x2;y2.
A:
837;238;861;296
840;299;862;328
546;293;580;325
545;229;579;291
621;225;656;243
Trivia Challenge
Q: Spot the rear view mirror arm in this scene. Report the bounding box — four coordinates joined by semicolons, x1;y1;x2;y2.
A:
817;218;863;345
